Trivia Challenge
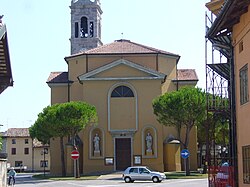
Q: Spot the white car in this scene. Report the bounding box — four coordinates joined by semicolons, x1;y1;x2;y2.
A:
122;166;166;183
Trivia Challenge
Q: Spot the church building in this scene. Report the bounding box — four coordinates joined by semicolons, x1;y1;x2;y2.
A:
47;0;199;175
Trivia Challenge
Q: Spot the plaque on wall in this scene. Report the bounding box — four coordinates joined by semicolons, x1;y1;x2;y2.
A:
104;157;114;165
134;155;141;165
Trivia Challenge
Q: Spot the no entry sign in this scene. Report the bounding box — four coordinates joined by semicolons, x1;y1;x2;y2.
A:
71;150;79;160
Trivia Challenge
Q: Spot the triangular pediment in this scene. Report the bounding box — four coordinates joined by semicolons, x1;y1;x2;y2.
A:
78;59;166;81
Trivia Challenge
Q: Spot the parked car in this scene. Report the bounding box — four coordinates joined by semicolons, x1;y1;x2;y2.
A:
122;166;166;183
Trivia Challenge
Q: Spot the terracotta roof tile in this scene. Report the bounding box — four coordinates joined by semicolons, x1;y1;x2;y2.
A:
47;72;69;83
177;69;198;81
33;138;49;148
68;39;180;57
3;128;30;137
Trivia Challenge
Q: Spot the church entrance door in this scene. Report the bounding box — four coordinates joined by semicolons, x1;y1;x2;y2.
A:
115;138;131;171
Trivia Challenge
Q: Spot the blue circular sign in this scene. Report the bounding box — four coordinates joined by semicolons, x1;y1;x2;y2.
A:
181;149;190;159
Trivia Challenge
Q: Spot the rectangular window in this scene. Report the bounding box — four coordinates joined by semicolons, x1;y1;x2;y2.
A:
240;64;249;105
40;160;48;167
25;139;29;144
11;148;16;155
15;161;23;167
243;145;250;184
24;148;29;155
90;21;94;37
12;139;16;144
75;22;79;38
239;41;244;53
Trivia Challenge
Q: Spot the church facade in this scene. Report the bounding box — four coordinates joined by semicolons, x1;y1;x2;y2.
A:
47;0;199;175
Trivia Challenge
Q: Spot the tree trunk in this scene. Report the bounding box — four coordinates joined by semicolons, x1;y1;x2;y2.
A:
198;143;203;168
60;136;66;177
185;157;190;176
184;126;192;176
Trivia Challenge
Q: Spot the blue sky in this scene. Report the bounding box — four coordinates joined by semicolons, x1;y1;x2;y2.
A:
0;0;208;131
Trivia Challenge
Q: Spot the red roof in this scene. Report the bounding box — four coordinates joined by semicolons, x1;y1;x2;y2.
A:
66;39;180;57
46;72;69;83
177;69;198;81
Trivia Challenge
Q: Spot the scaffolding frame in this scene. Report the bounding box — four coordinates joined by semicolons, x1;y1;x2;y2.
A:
205;9;238;186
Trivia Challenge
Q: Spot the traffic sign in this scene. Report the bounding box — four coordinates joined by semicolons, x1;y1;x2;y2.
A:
181;149;190;159
71;150;79;160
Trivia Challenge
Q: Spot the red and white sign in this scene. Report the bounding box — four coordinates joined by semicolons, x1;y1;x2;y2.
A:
71;150;79;160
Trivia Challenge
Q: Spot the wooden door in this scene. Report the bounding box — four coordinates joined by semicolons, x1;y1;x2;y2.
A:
115;138;131;171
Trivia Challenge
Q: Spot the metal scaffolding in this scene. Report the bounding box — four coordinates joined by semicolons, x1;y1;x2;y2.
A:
205;11;231;165
205;10;238;186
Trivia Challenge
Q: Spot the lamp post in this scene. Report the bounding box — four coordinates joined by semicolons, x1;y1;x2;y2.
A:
41;147;48;177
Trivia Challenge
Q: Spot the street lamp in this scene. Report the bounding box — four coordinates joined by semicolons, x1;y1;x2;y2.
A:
41;147;48;177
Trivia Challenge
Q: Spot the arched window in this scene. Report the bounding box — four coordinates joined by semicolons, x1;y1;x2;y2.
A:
80;17;88;38
111;86;134;97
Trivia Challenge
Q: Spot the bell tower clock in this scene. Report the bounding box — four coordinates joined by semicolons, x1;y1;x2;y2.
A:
70;0;103;54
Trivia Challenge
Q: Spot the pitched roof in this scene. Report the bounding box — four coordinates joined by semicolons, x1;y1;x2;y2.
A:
66;39;180;58
177;69;198;81
3;128;30;137
206;0;250;37
33;138;49;148
47;72;71;84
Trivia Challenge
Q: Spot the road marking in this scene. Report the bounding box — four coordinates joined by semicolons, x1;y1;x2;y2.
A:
67;183;118;187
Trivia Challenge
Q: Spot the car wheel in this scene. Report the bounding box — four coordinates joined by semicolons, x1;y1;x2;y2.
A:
124;177;132;183
152;176;159;183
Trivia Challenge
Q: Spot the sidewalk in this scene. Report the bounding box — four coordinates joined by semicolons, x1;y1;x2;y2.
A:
97;172;123;180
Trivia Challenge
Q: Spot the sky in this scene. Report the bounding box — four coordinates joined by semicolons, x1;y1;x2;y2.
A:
0;0;209;131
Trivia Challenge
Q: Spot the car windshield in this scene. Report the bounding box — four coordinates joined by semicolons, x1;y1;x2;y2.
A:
145;167;153;172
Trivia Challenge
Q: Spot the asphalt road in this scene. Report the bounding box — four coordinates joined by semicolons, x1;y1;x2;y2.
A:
14;173;208;187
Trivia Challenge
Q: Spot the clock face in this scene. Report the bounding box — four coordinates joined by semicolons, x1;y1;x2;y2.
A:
79;48;87;53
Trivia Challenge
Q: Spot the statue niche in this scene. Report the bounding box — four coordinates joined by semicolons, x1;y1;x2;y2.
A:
93;133;101;157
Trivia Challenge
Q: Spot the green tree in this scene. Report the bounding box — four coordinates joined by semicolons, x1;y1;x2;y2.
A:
29;101;97;176
197;94;229;173
152;86;206;175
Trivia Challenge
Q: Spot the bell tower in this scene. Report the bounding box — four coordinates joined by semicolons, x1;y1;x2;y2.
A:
70;0;103;54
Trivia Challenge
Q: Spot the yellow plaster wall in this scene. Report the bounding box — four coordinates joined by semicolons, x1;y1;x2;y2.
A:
6;137;33;170
110;98;136;130
49;52;198;175
50;86;68;104
232;5;250;185
95;64;151;78
49;137;70;176
164;143;181;171
68;57;87;81
33;147;50;171
158;56;177;93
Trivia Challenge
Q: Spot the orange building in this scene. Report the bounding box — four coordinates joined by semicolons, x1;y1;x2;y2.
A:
47;0;199;175
206;0;250;186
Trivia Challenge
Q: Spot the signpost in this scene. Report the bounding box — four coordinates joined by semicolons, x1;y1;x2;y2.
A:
181;149;190;159
181;149;190;176
71;150;79;160
71;149;80;178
